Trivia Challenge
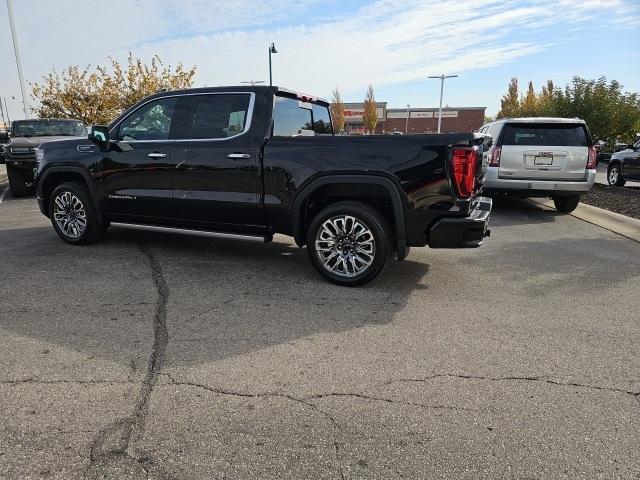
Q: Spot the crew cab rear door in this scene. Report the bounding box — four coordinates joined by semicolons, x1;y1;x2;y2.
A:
171;92;265;228
498;122;590;181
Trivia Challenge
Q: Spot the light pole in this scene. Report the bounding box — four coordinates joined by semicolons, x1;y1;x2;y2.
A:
428;74;458;133
7;0;29;117
268;43;277;87
405;104;410;134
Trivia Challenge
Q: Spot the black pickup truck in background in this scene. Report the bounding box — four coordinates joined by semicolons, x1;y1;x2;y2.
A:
35;86;492;286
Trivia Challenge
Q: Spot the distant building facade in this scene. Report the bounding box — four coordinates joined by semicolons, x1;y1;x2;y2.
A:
341;102;486;134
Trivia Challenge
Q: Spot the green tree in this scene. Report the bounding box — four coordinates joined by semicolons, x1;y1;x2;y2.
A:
497;78;520;118
362;85;378;134
330;86;346;134
31;53;197;125
496;76;640;143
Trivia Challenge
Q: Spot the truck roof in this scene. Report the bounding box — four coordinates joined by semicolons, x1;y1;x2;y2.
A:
144;85;329;106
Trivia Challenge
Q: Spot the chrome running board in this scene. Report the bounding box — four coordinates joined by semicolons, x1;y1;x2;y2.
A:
110;222;273;243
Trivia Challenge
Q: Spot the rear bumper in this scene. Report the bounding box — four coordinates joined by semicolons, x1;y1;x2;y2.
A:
483;167;596;194
428;197;492;248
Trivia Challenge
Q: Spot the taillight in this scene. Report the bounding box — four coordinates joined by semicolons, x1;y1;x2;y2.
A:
587;146;597;169
489;146;501;167
451;148;478;199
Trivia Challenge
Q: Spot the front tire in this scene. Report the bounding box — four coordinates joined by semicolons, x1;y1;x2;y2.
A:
7;165;35;197
607;163;626;187
307;201;392;286
49;182;107;245
553;194;580;213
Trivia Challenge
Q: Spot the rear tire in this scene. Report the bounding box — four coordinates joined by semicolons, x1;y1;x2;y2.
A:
553;194;580;213
7;165;34;197
49;182;107;245
607;163;626;187
307;201;392;286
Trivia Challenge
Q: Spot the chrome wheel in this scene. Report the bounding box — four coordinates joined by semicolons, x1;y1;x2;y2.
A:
53;191;87;239
608;167;618;185
315;215;375;278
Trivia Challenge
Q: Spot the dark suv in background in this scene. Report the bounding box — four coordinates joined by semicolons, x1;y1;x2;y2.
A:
5;118;85;196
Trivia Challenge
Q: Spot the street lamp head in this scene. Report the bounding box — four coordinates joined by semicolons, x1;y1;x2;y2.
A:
270;43;278;54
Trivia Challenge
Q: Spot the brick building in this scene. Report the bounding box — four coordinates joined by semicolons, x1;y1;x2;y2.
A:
342;103;486;134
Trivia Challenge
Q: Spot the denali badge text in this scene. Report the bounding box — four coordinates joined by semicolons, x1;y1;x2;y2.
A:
109;194;136;200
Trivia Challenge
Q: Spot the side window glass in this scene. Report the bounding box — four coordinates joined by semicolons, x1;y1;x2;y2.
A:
272;97;314;136
119;97;177;141
312;104;333;135
187;94;252;139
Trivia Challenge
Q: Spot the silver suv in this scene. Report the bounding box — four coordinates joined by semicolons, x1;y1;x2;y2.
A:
479;118;597;212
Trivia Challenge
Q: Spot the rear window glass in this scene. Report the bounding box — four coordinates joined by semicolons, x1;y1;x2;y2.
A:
501;123;588;147
272;97;314;136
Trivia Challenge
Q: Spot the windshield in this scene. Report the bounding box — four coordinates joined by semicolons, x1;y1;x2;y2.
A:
11;120;86;138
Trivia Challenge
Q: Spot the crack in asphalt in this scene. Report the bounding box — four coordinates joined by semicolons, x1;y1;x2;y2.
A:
85;241;168;479
163;373;346;480
0;378;133;386
378;374;640;397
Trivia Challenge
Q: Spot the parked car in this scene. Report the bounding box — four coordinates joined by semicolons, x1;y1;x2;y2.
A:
478;118;597;212
5;118;85;196
35;86;492;286
607;138;640;187
0;130;9;165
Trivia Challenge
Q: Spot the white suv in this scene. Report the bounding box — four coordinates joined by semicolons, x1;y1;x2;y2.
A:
478;118;597;212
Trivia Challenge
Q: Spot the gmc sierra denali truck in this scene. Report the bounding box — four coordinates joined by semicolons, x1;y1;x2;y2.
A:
35;86;492;286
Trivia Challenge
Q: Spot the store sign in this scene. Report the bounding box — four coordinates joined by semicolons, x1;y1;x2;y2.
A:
344;107;385;121
386;110;459;119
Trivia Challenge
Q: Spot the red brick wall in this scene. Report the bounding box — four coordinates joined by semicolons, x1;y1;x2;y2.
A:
383;110;485;134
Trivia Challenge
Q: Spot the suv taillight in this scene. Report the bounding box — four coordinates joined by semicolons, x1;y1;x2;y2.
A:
587;146;597;169
451;148;478;199
489;146;501;167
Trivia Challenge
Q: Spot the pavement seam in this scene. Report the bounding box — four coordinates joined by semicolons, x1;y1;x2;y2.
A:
379;374;640;396
84;240;169;478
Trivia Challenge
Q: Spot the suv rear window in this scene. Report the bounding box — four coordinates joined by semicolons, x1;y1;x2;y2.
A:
501;123;588;147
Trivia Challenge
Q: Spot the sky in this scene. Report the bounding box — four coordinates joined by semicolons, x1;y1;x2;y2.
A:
0;0;639;123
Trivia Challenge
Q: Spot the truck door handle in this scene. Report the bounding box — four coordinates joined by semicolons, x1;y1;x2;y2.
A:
147;152;167;158
227;153;251;160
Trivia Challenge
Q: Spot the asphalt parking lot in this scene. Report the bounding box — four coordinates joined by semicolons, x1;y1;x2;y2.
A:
1;181;639;480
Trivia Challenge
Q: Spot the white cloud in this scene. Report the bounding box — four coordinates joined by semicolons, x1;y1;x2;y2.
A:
0;0;638;120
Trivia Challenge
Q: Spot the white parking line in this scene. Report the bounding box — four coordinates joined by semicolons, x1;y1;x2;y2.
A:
0;186;8;205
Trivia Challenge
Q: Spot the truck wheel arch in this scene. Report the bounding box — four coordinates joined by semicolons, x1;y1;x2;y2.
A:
38;166;101;219
292;175;409;260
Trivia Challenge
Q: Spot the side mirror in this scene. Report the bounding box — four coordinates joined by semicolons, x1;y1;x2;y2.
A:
88;125;110;145
0;131;9;143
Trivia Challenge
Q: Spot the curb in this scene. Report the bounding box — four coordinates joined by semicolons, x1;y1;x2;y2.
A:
532;198;640;243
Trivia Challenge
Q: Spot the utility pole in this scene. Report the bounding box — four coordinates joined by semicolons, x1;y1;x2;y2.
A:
7;0;29;117
428;74;458;133
268;43;277;87
405;104;410;134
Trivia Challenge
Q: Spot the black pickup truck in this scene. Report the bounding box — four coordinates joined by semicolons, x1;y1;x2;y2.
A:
36;86;491;286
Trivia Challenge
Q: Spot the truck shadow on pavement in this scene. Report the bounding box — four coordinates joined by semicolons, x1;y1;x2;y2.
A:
0;225;429;371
